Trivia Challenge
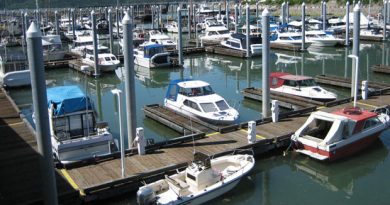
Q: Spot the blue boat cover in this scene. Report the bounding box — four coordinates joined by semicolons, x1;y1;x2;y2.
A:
47;86;93;116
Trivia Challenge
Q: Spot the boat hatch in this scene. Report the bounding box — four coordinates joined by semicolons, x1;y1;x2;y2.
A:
302;118;334;140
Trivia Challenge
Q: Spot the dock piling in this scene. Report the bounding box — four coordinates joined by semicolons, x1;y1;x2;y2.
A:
301;3;306;51
91;10;100;76
234;4;238;33
55;11;60;36
384;1;388;41
346;1;350;46
362;80;368;100
72;9;76;40
351;4;360;97
177;7;183;66
262;8;270;118
27;22;58;205
247;121;256;144
246;4;250;58
122;11;137;149
322;1;327;32
108;9;114;54
226;1;230;29
136;127;146;155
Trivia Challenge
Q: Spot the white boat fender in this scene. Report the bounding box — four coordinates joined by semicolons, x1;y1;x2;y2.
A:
247;121;256;144
361;80;368;100
271;100;280;122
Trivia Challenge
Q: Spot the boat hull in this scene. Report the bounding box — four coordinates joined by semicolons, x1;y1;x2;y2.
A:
2;70;31;88
296;131;383;161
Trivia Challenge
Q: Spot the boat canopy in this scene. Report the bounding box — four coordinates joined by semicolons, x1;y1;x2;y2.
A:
47;86;93;116
143;44;165;58
270;72;315;88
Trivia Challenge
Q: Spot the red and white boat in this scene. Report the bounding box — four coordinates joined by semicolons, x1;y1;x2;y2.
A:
291;107;390;161
270;72;337;102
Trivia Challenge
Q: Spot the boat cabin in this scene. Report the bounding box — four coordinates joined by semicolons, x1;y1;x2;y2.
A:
270;72;317;89
224;33;261;50
47;86;96;140
136;44;166;59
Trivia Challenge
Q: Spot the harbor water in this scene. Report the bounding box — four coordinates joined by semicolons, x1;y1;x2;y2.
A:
6;34;390;205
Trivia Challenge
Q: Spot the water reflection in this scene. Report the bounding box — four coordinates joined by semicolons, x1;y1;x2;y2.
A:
289;140;388;196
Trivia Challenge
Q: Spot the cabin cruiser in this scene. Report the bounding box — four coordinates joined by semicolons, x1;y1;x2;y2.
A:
137;152;254;205
164;79;239;125
81;45;120;72
221;33;262;56
201;25;231;44
291;107;390;161
305;30;344;47
270;72;337;102
271;31;311;48
70;35;93;56
148;30;177;52
42;35;66;61
41;85;117;164
0;50;30;88
134;43;171;68
166;21;189;33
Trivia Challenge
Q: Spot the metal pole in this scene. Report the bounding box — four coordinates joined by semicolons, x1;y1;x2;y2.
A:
281;2;286;25
384;0;388;41
108;9;114;54
24;13;29;37
116;7;120;39
195;13;198;47
151;5;155;29
226;1;230;29
348;55;359;107
262;8;270;118
302;3;306;51
72;9;76;40
55;11;60;35
351;4;360;97
178;7;183;66
188;6;191;40
91;10;100;76
239;3;242;24
388;0;390;23
111;89;125;178
256;1;259;18
286;1;289;24
218;3;221;20
346;1;350;46
246;4;250;58
27;22;58;205
123;11;136;149
22;11;26;49
68;9;71;32
234;4;238;33
323;1;327;31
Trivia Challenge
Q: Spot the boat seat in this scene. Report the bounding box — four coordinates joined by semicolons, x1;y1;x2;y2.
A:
165;175;190;196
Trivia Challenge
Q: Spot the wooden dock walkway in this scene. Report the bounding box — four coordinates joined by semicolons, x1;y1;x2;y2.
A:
270;42;302;52
0;88;79;205
372;64;390;74
315;74;390;90
62;93;390;201
205;46;248;58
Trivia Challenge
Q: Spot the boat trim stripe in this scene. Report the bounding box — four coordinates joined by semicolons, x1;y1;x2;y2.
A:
60;169;85;196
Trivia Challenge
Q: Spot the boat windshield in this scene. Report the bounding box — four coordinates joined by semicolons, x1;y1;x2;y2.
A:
200;102;218;113
218;30;230;35
145;46;165;57
297;79;317;87
180;85;215;97
216;100;229;111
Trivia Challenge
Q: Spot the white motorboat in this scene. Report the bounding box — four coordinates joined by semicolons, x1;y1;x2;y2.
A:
271;31;311;48
360;28;390;39
241;24;262;36
221;33;262;56
42;34;66;61
134;43;171;68
42;85;117;164
270;72;337;102
70;35;93;56
137;152;254;205
166;21;189;33
291;107;390;161
81;45;120;72
0;50;30;88
201;25;231;44
164;79;239;125
148;30;177;52
305;30;344;47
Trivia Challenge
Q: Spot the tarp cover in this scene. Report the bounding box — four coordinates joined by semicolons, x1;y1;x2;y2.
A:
47;86;93;116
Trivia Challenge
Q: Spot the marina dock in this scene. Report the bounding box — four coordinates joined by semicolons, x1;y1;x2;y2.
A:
372;64;390;74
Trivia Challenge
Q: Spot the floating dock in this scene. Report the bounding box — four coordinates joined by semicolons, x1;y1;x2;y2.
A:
205;46;248;58
0;88;79;205
372;64;390;74
315;74;390;91
270;42;303;52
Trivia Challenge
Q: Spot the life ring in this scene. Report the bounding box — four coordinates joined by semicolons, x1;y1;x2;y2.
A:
343;107;362;115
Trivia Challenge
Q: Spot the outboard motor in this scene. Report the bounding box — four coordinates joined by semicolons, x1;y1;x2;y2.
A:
137;187;156;205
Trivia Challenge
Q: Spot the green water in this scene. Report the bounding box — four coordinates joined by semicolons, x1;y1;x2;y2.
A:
8;40;390;204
